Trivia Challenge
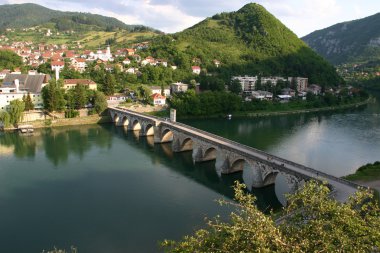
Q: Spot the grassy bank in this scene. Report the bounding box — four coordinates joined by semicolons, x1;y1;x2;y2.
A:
343;162;380;181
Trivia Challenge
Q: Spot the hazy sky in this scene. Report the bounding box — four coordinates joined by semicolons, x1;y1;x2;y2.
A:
1;0;379;37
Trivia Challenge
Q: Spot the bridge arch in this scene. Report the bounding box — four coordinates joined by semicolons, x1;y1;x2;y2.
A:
181;138;193;151
145;123;154;136
113;114;120;125
161;128;174;143
121;116;129;126
230;158;246;173
203;147;217;161
132;119;142;131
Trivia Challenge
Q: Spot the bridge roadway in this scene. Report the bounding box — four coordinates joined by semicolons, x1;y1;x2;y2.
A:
109;107;361;203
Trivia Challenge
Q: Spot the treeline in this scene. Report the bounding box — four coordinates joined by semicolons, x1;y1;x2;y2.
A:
42;79;107;117
0;50;23;71
169;89;369;117
357;76;380;90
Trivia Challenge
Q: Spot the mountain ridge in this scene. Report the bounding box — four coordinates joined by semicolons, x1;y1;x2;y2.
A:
0;3;156;32
302;12;380;65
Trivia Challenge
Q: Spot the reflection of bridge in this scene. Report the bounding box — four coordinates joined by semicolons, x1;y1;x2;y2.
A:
109;107;359;202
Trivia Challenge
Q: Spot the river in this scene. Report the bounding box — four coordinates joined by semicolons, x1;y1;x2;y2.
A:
0;92;379;252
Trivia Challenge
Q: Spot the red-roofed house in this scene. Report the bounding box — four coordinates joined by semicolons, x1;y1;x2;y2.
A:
192;66;201;75
151;93;166;106
51;61;65;72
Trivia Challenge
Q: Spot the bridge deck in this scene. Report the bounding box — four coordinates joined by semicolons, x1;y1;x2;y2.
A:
110;107;360;202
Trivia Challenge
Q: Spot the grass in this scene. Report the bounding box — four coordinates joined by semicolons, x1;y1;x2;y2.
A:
343;161;380;181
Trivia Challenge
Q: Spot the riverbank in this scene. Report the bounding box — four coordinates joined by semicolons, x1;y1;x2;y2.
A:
153;96;374;120
1;114;112;132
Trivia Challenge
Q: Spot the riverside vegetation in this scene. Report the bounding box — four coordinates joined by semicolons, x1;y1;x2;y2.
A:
162;181;380;253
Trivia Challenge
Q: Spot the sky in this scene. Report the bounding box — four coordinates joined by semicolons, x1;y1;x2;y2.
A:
1;0;379;37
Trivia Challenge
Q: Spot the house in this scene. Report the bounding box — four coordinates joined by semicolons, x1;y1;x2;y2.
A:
142;56;156;66
0;73;51;110
51;61;65;72
126;67;138;74
149;86;170;97
192;66;201;75
151;93;166;106
251;90;273;100
281;88;296;97
71;58;87;72
213;59;221;68
277;94;292;102
288;77;308;92
156;59;168;67
0;69;11;79
123;58;131;65
126;48;135;56
171;82;189;93
308;84;322;95
63;79;97;91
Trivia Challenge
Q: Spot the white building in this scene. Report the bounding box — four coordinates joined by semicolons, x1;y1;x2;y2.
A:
171;82;189;93
150;86;171;97
89;45;113;62
232;76;258;92
0;74;50;111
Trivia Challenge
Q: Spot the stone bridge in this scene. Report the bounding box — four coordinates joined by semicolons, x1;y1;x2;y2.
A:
109;107;360;202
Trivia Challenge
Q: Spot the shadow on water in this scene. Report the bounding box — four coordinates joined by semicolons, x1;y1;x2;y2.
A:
108;124;282;212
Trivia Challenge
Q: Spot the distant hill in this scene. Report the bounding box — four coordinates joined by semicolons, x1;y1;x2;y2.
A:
302;13;380;65
148;3;342;85
0;3;155;32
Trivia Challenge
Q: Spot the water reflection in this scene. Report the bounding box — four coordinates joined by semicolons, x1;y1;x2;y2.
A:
0;125;113;166
106;126;282;211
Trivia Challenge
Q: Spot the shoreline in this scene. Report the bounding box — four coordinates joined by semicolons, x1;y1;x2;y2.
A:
0;97;374;131
174;96;374;120
1;114;112;132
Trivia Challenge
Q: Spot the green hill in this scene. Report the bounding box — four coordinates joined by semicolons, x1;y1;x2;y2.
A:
148;3;342;85
0;3;155;32
302;13;380;65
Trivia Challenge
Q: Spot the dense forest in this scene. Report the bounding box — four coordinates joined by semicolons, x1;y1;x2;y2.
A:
146;3;343;86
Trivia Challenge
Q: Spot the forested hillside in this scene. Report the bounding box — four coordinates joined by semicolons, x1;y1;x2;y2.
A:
147;3;342;85
0;3;154;32
302;12;380;65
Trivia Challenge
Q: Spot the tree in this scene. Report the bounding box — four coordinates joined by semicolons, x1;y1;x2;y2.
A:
73;84;88;109
0;111;11;128
162;181;380;252
93;91;107;114
23;92;34;111
42;79;66;112
7;99;25;125
229;79;242;94
103;72;116;95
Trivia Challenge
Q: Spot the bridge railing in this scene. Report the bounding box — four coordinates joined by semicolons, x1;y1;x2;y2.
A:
163;120;361;190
